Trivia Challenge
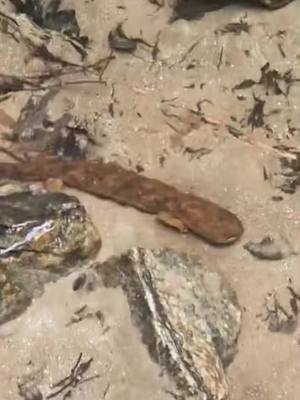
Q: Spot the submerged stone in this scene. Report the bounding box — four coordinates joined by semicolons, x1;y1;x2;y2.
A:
81;248;241;400
0;182;100;325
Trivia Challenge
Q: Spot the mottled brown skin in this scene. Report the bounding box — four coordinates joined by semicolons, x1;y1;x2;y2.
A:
0;158;243;245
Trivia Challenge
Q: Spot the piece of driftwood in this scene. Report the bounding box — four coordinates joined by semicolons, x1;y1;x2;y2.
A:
0;158;243;245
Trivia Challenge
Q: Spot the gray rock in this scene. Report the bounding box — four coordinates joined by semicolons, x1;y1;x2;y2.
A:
80;248;241;400
0;183;101;325
244;234;297;260
169;0;294;22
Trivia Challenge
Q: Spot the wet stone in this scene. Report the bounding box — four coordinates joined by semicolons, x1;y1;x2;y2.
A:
256;0;294;9
170;0;294;22
80;248;242;400
0;182;101;325
244;234;297;261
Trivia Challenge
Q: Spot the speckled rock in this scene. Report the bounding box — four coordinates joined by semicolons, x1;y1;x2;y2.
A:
0;181;101;325
79;248;241;400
